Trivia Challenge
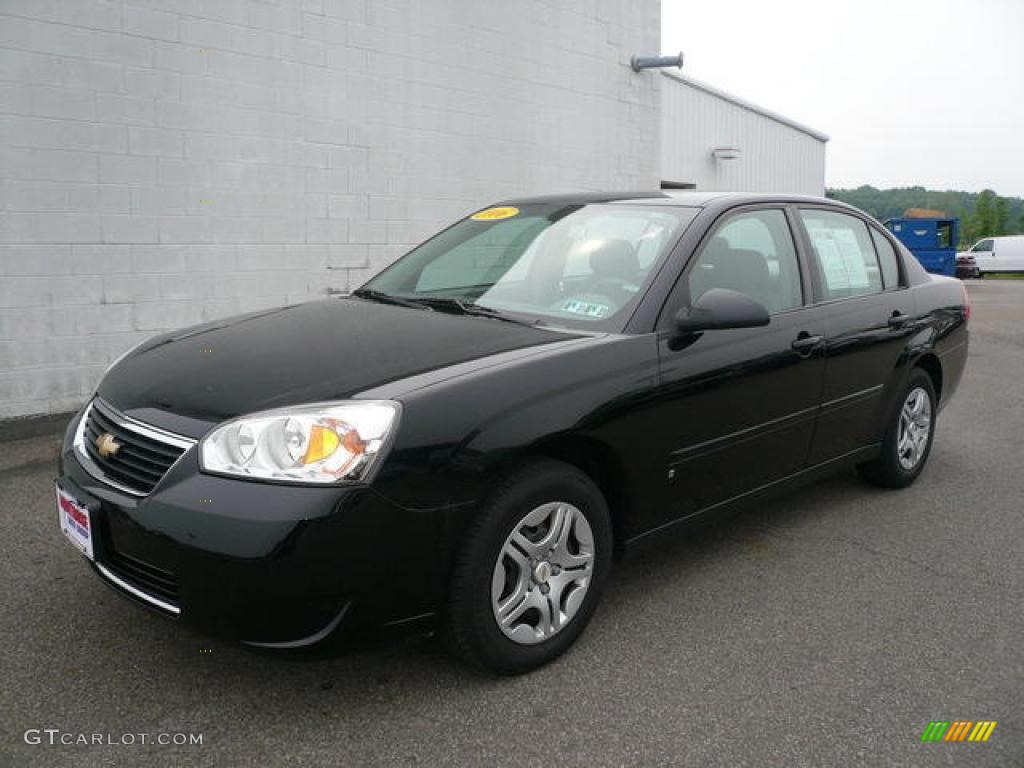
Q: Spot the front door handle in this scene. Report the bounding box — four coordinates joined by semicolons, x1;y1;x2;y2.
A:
791;332;823;355
888;312;912;327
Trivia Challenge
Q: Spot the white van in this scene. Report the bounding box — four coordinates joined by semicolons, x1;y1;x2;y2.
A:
961;236;1024;274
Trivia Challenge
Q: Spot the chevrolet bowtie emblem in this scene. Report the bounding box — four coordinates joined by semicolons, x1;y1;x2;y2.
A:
95;432;121;459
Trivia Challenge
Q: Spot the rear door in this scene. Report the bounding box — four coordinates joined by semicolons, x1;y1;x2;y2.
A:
1006;238;1024;271
795;207;917;465
653;206;828;521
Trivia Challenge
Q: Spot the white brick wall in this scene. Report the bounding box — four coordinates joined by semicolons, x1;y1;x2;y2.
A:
0;0;661;419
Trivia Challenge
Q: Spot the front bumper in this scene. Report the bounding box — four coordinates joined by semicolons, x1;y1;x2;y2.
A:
58;407;451;647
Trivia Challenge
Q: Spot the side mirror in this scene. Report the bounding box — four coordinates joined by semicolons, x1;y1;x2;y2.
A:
674;288;770;334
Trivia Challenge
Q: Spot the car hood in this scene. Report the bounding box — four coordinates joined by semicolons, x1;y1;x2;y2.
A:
97;297;577;434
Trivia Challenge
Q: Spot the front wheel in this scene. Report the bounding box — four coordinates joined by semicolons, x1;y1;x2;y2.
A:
858;368;937;488
445;459;613;674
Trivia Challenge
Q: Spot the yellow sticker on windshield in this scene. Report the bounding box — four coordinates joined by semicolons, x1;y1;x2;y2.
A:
470;206;519;221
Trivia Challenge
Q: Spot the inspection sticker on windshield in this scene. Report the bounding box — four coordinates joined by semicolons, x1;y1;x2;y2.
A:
561;299;610;318
471;206;519;221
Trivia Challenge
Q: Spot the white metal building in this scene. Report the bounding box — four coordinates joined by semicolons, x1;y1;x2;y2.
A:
660;71;828;194
0;0;827;420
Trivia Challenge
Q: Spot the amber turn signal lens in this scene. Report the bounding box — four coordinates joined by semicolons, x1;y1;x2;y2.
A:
301;424;341;465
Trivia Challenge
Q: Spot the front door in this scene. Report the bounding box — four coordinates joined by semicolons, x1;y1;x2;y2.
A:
970;239;995;273
654;207;827;522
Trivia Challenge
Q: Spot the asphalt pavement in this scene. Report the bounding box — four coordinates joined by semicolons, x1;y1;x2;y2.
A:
2;280;1022;767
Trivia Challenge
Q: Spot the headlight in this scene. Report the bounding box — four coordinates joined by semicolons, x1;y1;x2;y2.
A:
200;401;400;485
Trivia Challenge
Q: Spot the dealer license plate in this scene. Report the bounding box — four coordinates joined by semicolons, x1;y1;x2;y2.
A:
57;485;94;560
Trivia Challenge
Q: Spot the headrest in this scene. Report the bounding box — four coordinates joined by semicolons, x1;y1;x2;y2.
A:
717;247;770;279
588;239;639;280
706;235;731;256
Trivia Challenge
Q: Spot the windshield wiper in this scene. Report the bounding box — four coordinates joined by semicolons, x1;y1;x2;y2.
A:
353;290;539;327
351;288;432;311
412;297;538;326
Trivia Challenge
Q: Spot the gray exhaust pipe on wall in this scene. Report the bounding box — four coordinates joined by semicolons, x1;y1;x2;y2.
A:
630;52;684;72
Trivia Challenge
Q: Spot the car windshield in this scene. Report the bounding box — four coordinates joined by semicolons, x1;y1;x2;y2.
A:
356;202;697;331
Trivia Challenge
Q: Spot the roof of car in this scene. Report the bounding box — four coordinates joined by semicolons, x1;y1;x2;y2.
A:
494;190;847;210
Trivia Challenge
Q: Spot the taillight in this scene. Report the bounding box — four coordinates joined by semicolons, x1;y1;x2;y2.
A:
962;282;970;323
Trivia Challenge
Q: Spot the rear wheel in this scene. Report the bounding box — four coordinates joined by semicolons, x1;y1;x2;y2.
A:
858;368;936;488
446;459;612;674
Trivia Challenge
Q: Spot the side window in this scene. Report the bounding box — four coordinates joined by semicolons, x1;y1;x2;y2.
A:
799;209;882;300
870;228;901;288
688;209;803;314
971;239;993;252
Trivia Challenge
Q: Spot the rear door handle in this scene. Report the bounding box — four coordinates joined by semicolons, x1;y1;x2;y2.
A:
888;312;911;327
791;332;823;354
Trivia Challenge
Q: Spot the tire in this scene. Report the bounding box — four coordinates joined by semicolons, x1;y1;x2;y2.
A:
857;368;937;489
445;459;613;675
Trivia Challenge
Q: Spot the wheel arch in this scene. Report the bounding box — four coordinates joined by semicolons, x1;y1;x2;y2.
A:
913;352;943;405
873;348;943;448
528;434;630;558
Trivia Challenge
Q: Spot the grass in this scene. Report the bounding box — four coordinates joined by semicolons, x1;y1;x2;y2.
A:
982;273;1024;280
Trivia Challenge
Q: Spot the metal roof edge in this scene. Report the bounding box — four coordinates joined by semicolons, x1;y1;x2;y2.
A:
660;71;830;143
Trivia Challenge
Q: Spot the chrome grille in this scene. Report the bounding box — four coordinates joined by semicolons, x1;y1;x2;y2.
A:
75;398;195;496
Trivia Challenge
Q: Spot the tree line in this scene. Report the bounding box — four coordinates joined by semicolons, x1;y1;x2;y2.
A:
827;185;1024;248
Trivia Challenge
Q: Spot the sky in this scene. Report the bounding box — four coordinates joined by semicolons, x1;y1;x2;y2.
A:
661;0;1024;196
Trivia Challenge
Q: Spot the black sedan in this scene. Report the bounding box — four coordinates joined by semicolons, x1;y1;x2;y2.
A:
56;192;969;674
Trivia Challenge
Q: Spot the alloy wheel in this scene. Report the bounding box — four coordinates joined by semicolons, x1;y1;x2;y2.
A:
897;386;932;470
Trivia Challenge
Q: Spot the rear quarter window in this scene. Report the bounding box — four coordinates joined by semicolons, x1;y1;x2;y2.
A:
870;228;901;288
